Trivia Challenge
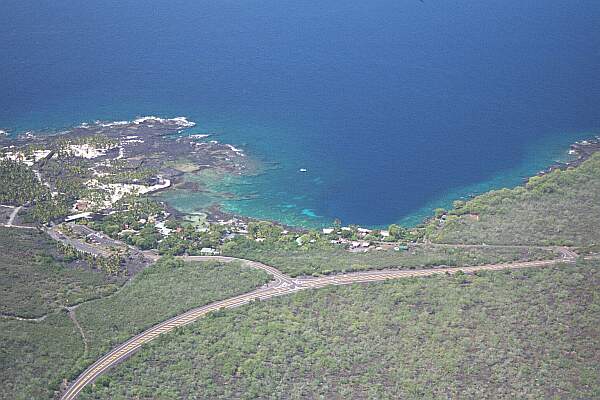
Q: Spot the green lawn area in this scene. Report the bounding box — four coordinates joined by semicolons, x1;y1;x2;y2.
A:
79;261;599;400
223;242;555;277
429;153;600;247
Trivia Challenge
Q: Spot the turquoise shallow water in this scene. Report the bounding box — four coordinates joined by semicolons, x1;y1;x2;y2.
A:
1;1;599;227
159;127;595;228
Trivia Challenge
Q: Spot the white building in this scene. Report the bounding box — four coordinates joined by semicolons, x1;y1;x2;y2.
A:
200;248;219;255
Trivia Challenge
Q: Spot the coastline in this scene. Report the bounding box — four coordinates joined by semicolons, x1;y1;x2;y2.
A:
3;117;598;231
211;133;600;230
0;116;257;226
170;132;599;231
396;132;600;228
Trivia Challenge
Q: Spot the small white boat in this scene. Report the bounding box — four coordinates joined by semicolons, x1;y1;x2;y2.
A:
299;168;307;172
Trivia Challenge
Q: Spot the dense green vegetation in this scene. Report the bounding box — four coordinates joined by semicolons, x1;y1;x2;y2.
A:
245;220;421;244
1;134;154;225
0;227;121;318
74;258;271;361
156;223;226;254
55;239;128;276
2;136;599;400
81;261;599;400
429;153;600;246
87;196;166;249
0;252;271;400
222;239;554;277
0;158;99;224
0;227;120;400
0;159;48;206
27;157;109;224
87;196;229;254
1;313;83;400
96;165;159;185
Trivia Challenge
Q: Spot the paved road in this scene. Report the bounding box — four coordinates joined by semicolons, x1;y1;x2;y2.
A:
294;259;564;289
46;228;111;257
180;255;297;288
59;249;577;400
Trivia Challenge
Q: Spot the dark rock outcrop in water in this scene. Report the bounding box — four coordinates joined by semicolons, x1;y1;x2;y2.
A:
0;116;252;184
535;138;600;177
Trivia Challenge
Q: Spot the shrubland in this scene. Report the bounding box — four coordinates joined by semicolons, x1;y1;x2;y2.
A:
0;227;120;318
79;261;600;400
75;258;271;362
221;238;554;277
428;153;600;246
0;232;270;400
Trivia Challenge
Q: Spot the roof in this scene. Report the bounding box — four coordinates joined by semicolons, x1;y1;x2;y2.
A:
65;212;92;222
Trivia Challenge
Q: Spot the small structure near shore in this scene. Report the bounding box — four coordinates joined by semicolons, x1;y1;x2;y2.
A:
65;212;93;222
200;247;219;256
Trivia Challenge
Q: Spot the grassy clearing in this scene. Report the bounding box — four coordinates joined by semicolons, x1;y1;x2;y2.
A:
0;227;121;318
80;261;599;400
224;242;555;277
429;153;600;246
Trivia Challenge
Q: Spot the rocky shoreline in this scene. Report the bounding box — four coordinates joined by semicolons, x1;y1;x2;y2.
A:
3;118;598;232
535;136;600;177
0;116;259;222
0;116;253;181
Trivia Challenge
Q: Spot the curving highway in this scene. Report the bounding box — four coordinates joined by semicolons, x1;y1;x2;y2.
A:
179;255;297;288
59;248;577;400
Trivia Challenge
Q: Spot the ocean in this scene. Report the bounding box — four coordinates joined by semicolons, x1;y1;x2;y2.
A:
1;0;599;227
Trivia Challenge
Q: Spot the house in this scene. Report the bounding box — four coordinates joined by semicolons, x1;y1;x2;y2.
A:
65;212;92;222
155;221;172;236
200;248;219;255
394;245;409;252
147;176;160;186
223;233;236;241
322;228;334;234
465;213;480;221
74;200;89;212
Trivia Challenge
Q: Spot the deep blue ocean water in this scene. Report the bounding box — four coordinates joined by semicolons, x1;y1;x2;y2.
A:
1;0;599;227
